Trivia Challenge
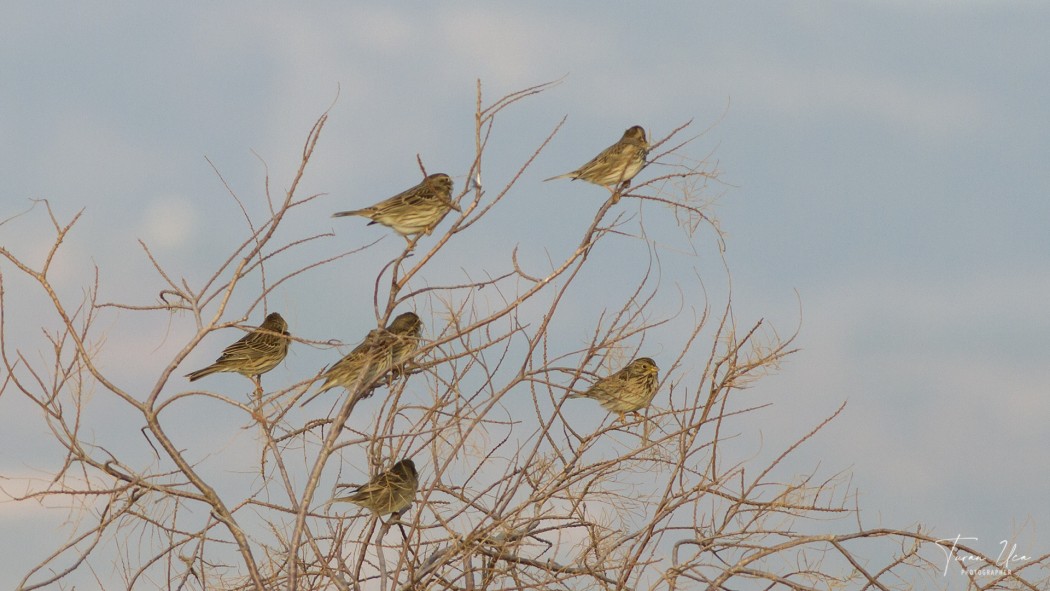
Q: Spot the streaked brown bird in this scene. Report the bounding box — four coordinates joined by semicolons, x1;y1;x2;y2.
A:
568;357;659;416
185;312;290;390
330;458;419;516
333;173;460;245
300;312;423;407
544;125;650;202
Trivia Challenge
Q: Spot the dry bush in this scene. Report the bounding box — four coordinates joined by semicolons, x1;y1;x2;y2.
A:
2;81;1046;591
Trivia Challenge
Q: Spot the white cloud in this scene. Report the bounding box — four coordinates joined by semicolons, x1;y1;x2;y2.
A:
712;55;984;139
0;473;76;520
138;196;196;250
759;271;1050;505
436;6;607;87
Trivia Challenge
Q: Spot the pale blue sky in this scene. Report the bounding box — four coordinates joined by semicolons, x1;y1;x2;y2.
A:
2;2;1049;587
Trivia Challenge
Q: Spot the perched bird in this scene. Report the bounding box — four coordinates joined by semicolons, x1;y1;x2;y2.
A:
300;312;423;407
330;458;419;516
333;173;460;245
568;357;659;416
544;126;650;202
185;312;290;390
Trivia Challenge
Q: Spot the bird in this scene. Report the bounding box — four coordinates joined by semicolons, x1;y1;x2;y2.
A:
185;312;290;391
330;458;419;516
300;312;423;407
568;357;659;416
333;173;460;245
544;126;650;202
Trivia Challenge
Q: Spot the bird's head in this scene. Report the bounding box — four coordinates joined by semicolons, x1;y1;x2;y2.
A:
388;312;424;337
263;312;289;335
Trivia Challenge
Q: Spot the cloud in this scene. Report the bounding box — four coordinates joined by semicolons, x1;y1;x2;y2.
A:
138;196;196;250
712;55;984;139
758;270;1050;508
436;6;606;87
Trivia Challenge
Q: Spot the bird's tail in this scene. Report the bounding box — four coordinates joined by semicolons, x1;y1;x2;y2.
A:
542;172;577;182
185;364;220;382
299;382;332;407
332;209;367;218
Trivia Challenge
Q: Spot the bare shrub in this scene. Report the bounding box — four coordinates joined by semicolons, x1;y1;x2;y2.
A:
2;81;1045;591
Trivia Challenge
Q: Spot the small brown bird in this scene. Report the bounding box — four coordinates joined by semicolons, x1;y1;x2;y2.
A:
300;312;423;407
185;312;290;390
330;458;419;516
544;126;650;202
333;173;460;245
568;357;659;416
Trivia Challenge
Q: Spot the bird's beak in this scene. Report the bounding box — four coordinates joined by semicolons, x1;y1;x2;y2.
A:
450;201;462;213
